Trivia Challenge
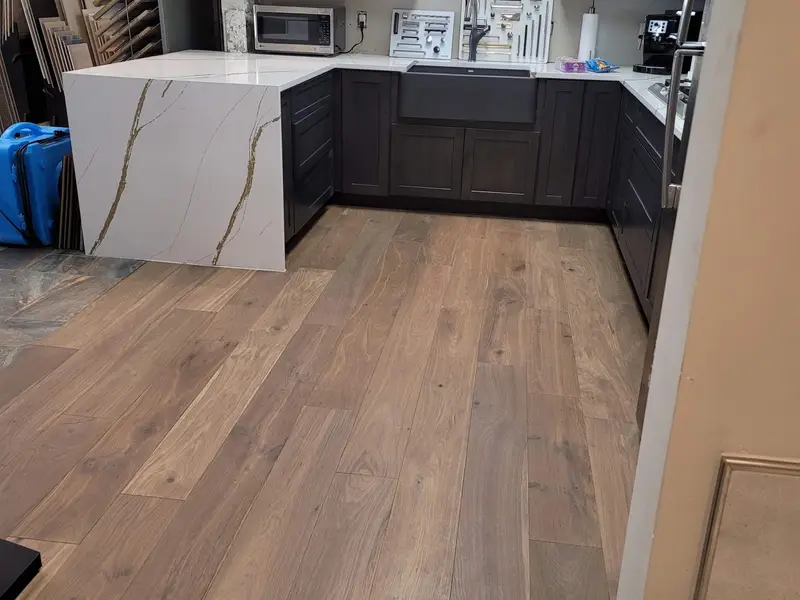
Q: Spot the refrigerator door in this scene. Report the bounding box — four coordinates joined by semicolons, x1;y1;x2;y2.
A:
636;0;713;428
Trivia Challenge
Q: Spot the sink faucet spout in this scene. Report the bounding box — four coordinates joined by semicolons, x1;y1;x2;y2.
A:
468;0;490;62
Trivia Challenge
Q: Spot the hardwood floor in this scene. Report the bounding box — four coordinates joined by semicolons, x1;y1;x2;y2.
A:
0;207;645;600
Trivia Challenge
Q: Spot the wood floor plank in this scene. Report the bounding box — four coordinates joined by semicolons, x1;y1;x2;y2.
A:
529;541;609;600
561;244;638;306
305;212;401;326
6;538;77;600
461;215;490;237
36;494;181;600
124;269;333;499
392;212;434;244
454;228;527;278
337;263;451;478
65;309;212;419
556;223;615;251
175;268;254;312
293;208;370;270
477;275;526;366
0;265;212;465
488;229;528;277
452;363;529;600
0;345;75;414
0;414;108;536
585;417;639;600
526;229;567;311
420;214;467;266
528;309;580;397
527;394;601;547
205;406;355;600
196;270;291;343
309;240;418;410
367;265;486;600
41;261;177;349
368;354;474;600
121;324;339;600
562;270;642;422
286;473;396;600
14;339;235;544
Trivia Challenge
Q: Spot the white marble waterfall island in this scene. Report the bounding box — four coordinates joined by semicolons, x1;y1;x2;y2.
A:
65;57;290;271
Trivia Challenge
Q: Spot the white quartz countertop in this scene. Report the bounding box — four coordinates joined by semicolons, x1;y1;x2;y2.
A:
69;50;680;138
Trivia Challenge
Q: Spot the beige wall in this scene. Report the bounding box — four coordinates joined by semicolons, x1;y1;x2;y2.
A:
625;1;800;598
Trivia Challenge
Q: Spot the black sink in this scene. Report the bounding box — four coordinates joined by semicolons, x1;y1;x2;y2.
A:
399;64;537;124
407;64;532;78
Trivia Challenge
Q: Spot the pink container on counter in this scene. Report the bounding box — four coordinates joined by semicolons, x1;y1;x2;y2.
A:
556;57;586;73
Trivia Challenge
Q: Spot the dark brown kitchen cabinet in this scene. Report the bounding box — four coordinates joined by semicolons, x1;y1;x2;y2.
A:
390;123;464;199
461;129;539;203
340;70;391;196
572;82;621;208
535;80;584;206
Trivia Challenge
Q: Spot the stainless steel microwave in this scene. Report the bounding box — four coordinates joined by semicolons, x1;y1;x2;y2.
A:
253;5;345;55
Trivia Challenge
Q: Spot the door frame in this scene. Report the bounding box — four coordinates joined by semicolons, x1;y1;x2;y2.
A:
618;1;748;598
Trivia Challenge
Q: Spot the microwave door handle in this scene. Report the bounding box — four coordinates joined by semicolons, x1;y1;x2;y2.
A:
393;11;400;34
662;47;703;209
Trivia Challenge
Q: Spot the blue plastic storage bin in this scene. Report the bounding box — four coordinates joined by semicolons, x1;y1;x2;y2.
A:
0;122;71;246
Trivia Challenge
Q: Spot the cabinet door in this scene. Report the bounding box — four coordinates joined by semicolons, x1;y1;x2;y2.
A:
340;70;391;196
535;80;584;206
572;82;621;208
461;129;539;204
390;124;465;199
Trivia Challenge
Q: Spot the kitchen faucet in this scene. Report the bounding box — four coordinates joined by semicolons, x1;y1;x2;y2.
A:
468;0;490;61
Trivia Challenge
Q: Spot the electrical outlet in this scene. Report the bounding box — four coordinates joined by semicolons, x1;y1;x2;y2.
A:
357;11;367;30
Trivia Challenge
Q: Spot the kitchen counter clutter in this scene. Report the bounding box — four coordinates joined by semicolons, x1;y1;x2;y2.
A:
64;50;681;288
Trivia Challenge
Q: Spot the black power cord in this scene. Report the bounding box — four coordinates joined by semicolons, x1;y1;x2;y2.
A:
337;24;365;54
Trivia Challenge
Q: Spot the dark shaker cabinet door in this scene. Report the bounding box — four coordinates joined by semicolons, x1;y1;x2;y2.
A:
572;82;621;208
340;70;391;196
390;124;465;199
535;80;585;206
461;129;539;203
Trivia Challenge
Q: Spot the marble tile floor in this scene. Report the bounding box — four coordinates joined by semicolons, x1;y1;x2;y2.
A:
0;246;143;367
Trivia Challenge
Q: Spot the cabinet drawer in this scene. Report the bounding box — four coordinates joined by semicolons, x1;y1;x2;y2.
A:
621;88;638;126
632;99;682;174
293;101;333;179
294;149;334;232
290;73;333;122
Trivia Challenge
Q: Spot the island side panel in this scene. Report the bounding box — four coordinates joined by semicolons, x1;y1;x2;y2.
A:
64;73;286;271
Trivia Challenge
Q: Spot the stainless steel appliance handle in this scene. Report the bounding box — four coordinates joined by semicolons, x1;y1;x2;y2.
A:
661;46;704;209
675;0;695;46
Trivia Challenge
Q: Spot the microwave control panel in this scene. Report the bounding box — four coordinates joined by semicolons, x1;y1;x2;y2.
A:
389;9;456;59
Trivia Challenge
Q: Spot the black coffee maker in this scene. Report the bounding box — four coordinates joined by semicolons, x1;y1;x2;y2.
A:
634;10;702;74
